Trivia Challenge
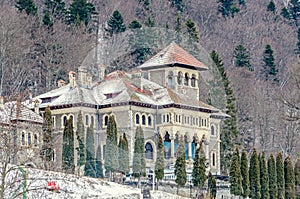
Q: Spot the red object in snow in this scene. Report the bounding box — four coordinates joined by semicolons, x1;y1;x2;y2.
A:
47;181;60;192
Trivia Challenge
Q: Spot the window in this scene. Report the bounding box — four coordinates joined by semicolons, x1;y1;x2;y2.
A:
168;71;173;86
204;119;207;127
211;126;215;135
135;114;140;125
148;116;152;126
184;73;189;86
166;114;170;123
85;115;89;126
63;115;67;126
34;134;38;146
145;142;153;159
175;114;178;123
196;118;199;126
179;115;181;123
52;116;56;128
28;133;31;145
163;115;165;123
91;116;94;128
177;71;183;85
212;153;216;167
142;115;146;125
21;132;25;145
191;74;196;87
104;115;109;126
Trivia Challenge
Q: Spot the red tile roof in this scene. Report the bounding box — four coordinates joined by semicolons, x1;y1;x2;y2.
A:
138;42;208;70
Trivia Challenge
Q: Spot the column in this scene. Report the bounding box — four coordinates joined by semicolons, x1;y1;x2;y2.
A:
170;137;175;159
188;140;192;161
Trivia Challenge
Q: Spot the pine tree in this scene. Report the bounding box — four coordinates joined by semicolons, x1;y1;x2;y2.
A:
208;172;217;199
62;118;75;173
67;0;97;26
268;154;277;199
118;133;129;174
267;0;276;13
41;106;54;162
218;0;240;18
44;0;66;20
229;147;242;196
84;125;96;177
262;44;278;82
96;145;103;178
15;0;37;16
129;19;142;30
276;151;285;199
281;0;300;26
241;150;250;198
76;111;85;167
249;148;261;199
210;50;239;174
296;27;300;54
132;126;146;188
295;159;300;199
185;19;199;43
284;156;295;199
43;10;54;28
105;115;119;178
192;142;207;194
260;152;270;199
171;0;184;12
155;134;164;189
175;135;186;194
106;10;126;36
233;44;253;71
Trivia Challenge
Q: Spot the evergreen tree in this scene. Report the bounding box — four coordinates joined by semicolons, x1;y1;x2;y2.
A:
44;0;66;20
268;154;277;199
132;126;146;188
284;156;295;199
233;44;253;71
192;142;207;194
262;44;278;82
96;145;103;178
208;172;217;199
118;133;129;174
106;10;126;36
67;0;97;26
175;14;182;43
281;0;300;26
155;134;164;190
238;0;245;6
276;151;285;199
296;27;300;54
41;106;54;162
84;125;96;177
260;152;270;199
15;0;37;16
295;159;300;199
267;0;276;13
171;0;184;12
218;0;240;18
229;147;242;196
185;19;199;43
129;19;142;30
43;10;54;28
175;135;186;194
105;115;119;177
249;148;261;199
76;111;85;167
241;150;250;198
281;7;291;20
210;50;239;174
62;118;75;173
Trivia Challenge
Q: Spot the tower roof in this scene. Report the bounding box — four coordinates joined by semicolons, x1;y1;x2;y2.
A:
137;42;208;70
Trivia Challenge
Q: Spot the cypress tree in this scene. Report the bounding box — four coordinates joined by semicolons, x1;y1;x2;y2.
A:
192;142;207;194
76;111;85;167
262;44;278;82
208;172;217;199
175;135;186;194
132;126;146;188
276;151;285;199
295;159;300;199
229;147;242;196
62;118;75;173
267;0;276;13
210;50;239;174
106;10;126;36
284;156;295;199
155;134;164;190
233;44;253;71
105;115;119;178
260;152;270;199
15;0;37;16
96;145;103;178
118;133;129;174
268;154;277;199
84;125;96;177
241;150;250;198
41;106;54;162
249;148;261;199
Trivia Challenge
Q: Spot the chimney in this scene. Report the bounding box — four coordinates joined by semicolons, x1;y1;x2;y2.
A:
34;99;40;114
69;71;77;89
57;79;66;87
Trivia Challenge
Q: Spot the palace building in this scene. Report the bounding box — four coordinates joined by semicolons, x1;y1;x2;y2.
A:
30;42;226;175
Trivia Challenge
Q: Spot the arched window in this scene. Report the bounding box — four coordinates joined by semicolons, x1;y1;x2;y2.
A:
85;115;89;126
34;134;38;146
163;115;165;123
21;132;25;145
191;74;196;87
135;114;140;125
177;71;183;85
28;133;31;145
212;153;216;167
91;116;94;127
69;115;74;126
211;126;215;135
166;114;170;123
168;71;173;86
63;115;67;126
104;115;109;126
164;132;171;159
184;73;189;86
148;116;152;126
145;142;153;159
142;115;146;125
